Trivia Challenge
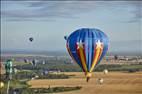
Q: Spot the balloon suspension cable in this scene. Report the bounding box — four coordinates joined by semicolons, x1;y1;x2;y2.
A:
7;80;10;94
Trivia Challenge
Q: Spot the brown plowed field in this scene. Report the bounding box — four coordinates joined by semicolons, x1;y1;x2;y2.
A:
28;72;142;94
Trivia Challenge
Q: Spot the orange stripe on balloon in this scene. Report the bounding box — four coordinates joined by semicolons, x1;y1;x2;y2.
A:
67;44;86;73
90;49;100;72
76;44;86;72
96;45;104;65
77;47;87;72
82;45;87;72
90;45;103;72
79;48;87;72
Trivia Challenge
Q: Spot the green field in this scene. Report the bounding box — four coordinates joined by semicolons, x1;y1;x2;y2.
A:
14;61;142;72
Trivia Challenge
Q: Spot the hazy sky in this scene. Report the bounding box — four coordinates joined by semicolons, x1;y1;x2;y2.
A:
1;1;142;55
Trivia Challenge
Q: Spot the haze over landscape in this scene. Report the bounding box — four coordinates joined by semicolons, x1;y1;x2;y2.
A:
1;1;142;55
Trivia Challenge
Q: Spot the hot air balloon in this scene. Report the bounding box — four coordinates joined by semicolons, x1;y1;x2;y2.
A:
24;59;28;63
66;28;109;82
103;69;108;74
64;36;68;40
97;78;104;84
114;55;118;60
29;37;33;42
31;59;37;66
13;68;18;74
0;81;4;89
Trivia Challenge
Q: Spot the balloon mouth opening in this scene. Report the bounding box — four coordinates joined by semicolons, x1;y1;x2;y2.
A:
85;72;92;82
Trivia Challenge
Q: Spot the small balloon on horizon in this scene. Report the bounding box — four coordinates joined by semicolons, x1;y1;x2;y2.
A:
29;37;34;42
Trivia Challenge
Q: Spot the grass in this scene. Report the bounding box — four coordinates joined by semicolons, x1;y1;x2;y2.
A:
31;86;82;93
95;64;142;71
0;79;29;94
13;61;29;66
0;79;82;94
121;64;142;69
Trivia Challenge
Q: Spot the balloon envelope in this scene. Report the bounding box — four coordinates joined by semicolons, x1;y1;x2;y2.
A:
97;78;104;84
66;28;109;81
31;59;37;66
29;37;33;42
0;82;4;88
64;36;68;40
104;69;108;74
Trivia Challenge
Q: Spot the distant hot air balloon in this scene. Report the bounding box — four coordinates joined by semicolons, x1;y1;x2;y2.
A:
31;59;37;66
42;60;46;65
114;55;118;60
66;28;109;82
103;69;108;74
13;68;18;74
97;78;104;84
0;81;4;89
24;59;28;63
29;37;33;42
64;36;68;40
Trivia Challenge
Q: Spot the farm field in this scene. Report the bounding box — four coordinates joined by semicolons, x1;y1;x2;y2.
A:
28;72;142;94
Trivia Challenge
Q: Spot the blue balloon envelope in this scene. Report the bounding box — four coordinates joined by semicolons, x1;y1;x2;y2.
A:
66;28;109;82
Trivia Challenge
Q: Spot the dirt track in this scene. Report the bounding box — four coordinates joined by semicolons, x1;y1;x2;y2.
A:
28;72;142;94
